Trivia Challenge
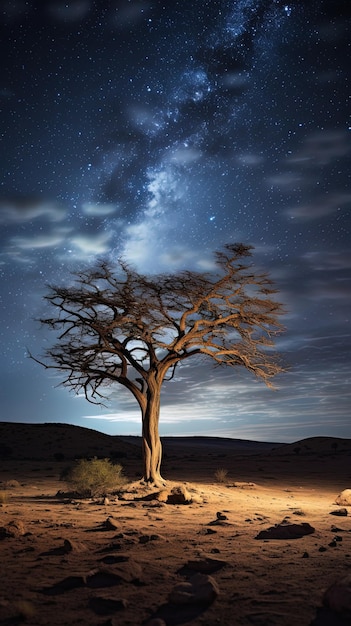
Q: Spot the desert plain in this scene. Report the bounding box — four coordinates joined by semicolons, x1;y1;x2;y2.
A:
0;422;351;626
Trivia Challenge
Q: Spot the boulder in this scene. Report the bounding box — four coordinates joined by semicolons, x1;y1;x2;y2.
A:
167;485;192;504
255;521;315;540
335;490;351;507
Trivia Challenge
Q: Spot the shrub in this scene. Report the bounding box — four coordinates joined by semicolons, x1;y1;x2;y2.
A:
65;457;125;497
214;468;229;483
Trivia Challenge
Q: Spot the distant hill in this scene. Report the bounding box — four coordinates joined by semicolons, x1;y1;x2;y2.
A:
0;422;349;463
270;436;351;456
0;422;140;461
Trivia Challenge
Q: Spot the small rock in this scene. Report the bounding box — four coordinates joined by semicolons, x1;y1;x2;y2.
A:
0;520;26;539
169;573;219;606
103;497;110;505
330;508;348;517
231;481;255;489
62;538;86;553
89;595;127;615
216;512;228;520
104;517;119;531
139;534;160;544
319;546;327;552
179;557;227;574
335;490;351;507
302;552;309;558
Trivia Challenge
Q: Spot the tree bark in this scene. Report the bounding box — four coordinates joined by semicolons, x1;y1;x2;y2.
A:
141;378;164;484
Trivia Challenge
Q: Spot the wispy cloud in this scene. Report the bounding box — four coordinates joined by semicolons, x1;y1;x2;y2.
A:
0;198;66;223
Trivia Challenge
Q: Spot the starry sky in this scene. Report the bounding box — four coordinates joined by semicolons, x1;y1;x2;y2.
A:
0;0;350;443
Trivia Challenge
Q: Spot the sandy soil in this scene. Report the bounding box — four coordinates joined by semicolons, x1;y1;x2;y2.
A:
0;423;351;626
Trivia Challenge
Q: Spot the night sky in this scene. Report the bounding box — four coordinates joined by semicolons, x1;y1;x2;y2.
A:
1;0;350;442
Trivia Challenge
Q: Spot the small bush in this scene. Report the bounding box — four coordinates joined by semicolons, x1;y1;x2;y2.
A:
65;457;125;497
214;468;229;483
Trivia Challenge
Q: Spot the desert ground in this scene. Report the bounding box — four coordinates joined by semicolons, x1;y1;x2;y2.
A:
0;422;351;626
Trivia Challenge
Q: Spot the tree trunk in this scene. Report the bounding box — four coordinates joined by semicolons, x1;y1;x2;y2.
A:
141;378;164;484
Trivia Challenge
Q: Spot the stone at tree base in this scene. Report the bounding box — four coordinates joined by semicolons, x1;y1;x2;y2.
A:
335;489;351;506
166;485;192;504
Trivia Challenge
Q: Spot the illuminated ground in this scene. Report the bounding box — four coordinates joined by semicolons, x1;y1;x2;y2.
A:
0;426;350;625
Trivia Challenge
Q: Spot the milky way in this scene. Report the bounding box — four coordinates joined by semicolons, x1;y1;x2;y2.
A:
0;0;350;441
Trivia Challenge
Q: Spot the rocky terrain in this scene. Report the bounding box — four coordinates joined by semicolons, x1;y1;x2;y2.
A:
0;422;351;625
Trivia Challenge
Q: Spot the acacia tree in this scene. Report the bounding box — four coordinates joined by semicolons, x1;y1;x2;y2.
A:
34;244;285;484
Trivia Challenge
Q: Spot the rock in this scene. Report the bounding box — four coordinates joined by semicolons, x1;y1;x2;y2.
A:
169;573;219;606
335;490;351;506
104;517;119;530
155;489;169;503
323;574;351;616
179;557;227;574
139;534;160;544
255;521;315;540
88;595;128;615
41;574;86;594
62;538;86;553
0;520;26;539
86;562;142;586
167;485;192;505
216;512;228;520
330;508;348;517
231;481;256;489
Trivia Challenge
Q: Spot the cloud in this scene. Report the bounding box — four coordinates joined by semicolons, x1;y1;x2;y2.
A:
70;232;113;258
285;192;351;222
289;129;350;167
11;230;69;250
81;202;118;216
302;250;351;271
169;145;202;165
0;198;66;223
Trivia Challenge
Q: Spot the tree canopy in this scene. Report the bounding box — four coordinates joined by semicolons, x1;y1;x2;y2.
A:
34;243;286;483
